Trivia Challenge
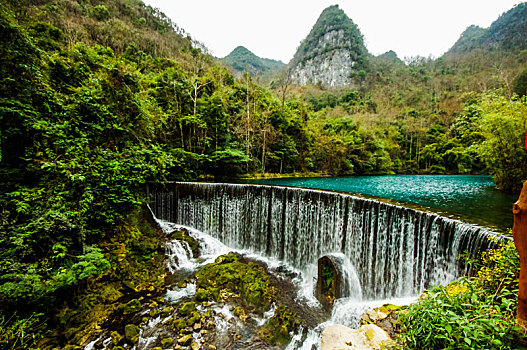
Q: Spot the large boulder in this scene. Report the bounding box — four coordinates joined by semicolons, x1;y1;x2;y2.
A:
321;324;391;350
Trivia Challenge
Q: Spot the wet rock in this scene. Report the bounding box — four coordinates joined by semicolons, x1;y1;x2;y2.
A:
360;303;405;338
110;330;123;345
153;347;162;350
208;345;217;350
361;324;391;346
178;281;187;288
124;324;140;344
191;342;200;350
234;307;248;322
180;301;196;316
161;337;174;348
121;299;141;315
321;324;391;350
193;322;202;331
177;334;193;346
150;301;159;308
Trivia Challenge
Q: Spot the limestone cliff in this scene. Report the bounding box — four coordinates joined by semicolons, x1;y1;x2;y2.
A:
289;5;368;87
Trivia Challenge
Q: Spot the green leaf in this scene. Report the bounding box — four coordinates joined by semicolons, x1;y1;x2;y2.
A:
445;324;452;334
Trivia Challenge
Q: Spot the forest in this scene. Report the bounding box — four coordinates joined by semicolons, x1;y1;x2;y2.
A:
1;0;527;348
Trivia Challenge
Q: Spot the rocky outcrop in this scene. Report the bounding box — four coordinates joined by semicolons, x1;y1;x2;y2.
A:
321;324;391;350
289;5;368;87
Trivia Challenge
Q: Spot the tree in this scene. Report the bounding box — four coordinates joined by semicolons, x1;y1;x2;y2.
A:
473;93;527;191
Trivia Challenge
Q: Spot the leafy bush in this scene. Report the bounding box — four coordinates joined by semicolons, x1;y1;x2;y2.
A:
397;241;525;349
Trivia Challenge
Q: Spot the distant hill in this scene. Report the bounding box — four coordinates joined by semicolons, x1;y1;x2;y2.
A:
289;5;368;87
448;2;527;53
376;50;404;64
221;46;285;75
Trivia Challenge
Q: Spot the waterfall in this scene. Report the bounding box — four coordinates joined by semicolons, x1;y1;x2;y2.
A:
149;182;503;300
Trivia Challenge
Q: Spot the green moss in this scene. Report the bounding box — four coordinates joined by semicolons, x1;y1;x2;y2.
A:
187;311;201;327
259;305;300;345
203;309;212;319
124;324;140;344
121;298;141;315
196;288;209;301
161;306;174;317
179;302;196;316
111;330;123;345
160;337;174;348
173;318;186;331
196;253;276;310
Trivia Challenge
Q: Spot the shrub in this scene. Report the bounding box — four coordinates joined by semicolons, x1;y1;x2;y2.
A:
397;240;525;349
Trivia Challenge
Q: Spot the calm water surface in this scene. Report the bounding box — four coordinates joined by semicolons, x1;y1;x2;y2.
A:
241;175;518;231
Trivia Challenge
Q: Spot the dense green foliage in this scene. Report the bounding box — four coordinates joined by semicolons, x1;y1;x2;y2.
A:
1;0;527;347
398;241;525;349
222;46;285;75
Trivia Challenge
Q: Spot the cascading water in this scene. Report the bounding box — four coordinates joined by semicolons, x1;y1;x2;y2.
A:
150;182;502;301
148;182;505;349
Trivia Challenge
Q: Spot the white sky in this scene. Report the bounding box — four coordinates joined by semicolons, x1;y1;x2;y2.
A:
143;0;521;63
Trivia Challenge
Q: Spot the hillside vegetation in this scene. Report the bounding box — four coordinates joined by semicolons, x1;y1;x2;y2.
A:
1;0;527;348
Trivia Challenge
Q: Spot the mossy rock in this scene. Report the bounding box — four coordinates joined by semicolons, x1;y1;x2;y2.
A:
161;306;175;317
177;334;193;346
170;230;199;257
61;346;81;350
196;253;275;310
203;309;212;320
124;324;140;344
259;305;300;345
173;318;186;331
161;337;174;348
121;298;141;314
196;288;209;301
111;330;123;345
150;308;161;318
113;347;124;350
179;301;196;316
187;311;201;327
